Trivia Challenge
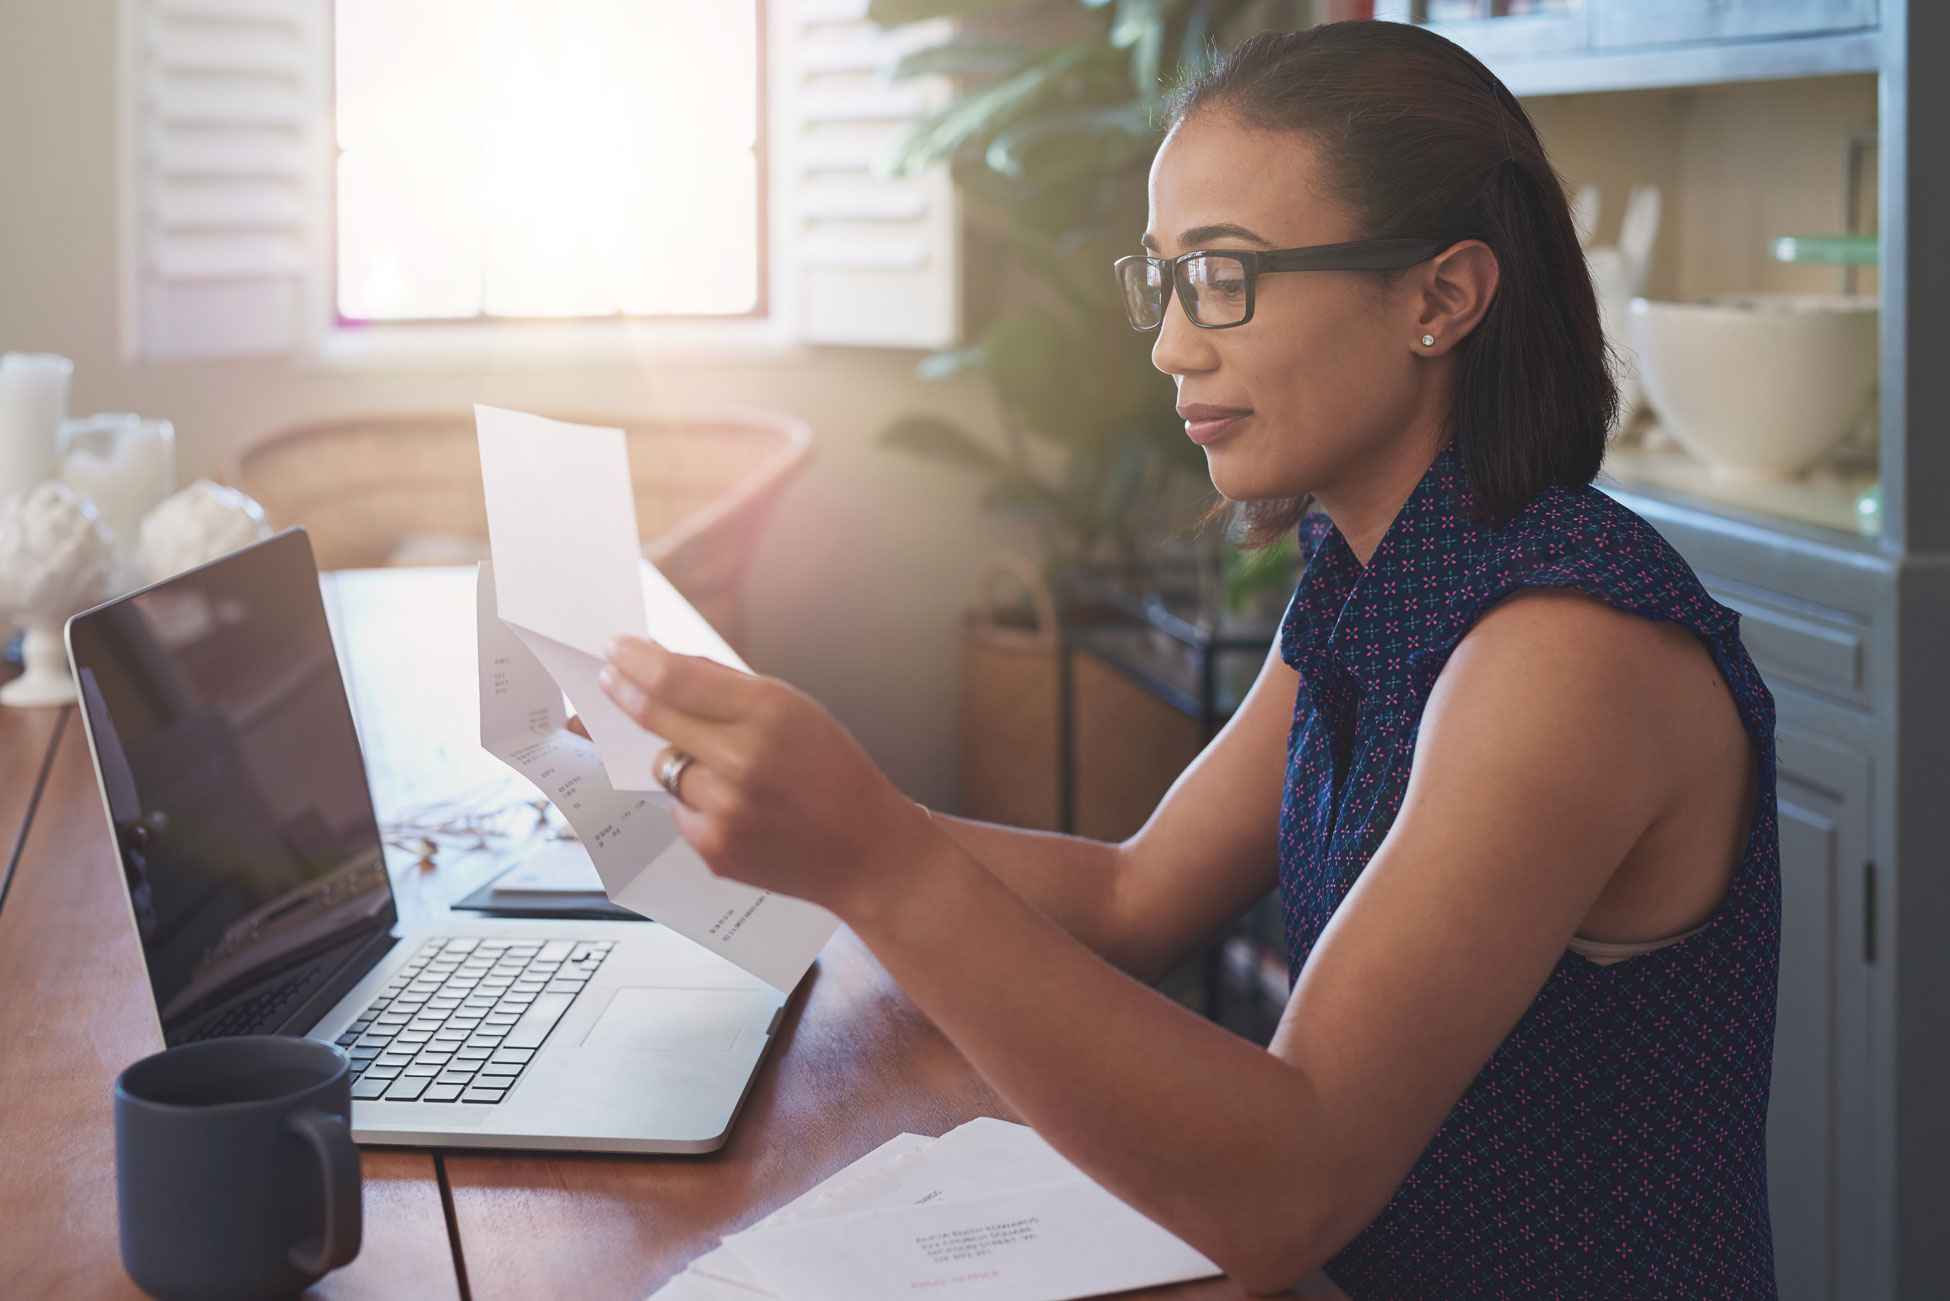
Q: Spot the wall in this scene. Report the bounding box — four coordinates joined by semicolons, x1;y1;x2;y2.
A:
0;0;1037;808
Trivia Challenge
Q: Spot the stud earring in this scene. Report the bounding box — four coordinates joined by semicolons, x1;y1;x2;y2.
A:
1420;334;1436;347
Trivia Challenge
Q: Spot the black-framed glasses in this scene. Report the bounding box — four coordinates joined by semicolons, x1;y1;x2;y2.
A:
1113;238;1453;330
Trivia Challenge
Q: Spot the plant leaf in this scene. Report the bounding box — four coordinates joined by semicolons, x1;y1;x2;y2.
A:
868;0;1039;23
1096;438;1148;522
1109;0;1169;48
916;343;988;381
1224;534;1299;614
984;102;1157;184
982;474;1066;522
884;46;1094;177
983;314;1104;445
878;415;1013;475
1113;0;1171;98
1009;176;1114;236
1175;0;1219;81
888;38;1039;81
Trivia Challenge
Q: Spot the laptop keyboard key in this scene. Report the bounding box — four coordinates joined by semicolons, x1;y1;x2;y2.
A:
385;1076;431;1101
503;993;575;1049
423;1084;465;1103
461;1086;508;1104
352;1077;392;1100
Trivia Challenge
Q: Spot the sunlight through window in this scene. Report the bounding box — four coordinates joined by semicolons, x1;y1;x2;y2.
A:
334;0;760;322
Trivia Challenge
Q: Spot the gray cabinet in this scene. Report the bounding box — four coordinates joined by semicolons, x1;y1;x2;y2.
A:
1375;0;1879;61
1698;577;1878;1301
1595;0;1879;48
1370;0;1883;96
1373;2;1593;60
1616;492;1894;1300
1771;722;1876;1301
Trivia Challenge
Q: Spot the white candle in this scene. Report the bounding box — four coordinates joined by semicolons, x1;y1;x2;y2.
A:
0;353;73;503
59;414;177;552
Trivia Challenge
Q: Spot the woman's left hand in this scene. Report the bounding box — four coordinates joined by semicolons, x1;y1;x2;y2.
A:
597;635;940;917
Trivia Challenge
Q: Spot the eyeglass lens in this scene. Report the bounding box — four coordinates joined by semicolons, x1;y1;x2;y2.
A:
1116;253;1251;329
1181;254;1250;326
1118;258;1166;330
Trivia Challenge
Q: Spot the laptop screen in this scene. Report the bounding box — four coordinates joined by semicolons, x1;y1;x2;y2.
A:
67;529;397;1044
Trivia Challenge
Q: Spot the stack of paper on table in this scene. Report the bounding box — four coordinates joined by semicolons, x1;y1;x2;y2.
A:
473;405;837;992
652;1118;1219;1301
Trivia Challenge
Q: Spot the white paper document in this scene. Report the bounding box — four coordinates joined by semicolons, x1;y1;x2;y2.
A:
655;1119;1220;1301
474;406;836;992
477;403;740;794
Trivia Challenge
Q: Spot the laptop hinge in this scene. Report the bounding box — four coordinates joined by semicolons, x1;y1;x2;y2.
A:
276;928;402;1037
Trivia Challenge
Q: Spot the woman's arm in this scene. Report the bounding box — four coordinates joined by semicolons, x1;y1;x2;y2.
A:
596;589;1716;1291
931;639;1295;980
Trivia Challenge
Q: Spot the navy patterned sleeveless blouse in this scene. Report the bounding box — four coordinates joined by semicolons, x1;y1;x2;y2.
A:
1278;443;1780;1299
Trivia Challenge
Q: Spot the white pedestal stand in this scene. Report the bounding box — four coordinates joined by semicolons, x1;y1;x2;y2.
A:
0;620;77;707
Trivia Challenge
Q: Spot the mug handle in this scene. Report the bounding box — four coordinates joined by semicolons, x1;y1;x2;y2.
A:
284;1108;363;1275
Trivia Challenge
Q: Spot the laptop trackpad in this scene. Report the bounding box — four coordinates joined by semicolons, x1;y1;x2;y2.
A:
580;987;760;1054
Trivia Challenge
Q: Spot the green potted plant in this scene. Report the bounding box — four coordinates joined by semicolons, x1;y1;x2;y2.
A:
871;0;1279;586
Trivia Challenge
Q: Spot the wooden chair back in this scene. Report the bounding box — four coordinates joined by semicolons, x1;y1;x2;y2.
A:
223;410;814;652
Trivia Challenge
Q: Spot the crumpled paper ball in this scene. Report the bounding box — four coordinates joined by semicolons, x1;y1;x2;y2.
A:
139;479;273;584
0;480;115;617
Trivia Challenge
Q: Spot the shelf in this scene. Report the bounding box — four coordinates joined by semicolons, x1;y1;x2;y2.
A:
1055;568;1283;729
1494;29;1880;97
1599;441;1876;540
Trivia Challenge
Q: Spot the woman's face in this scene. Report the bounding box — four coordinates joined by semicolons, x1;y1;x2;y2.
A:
1145;111;1446;507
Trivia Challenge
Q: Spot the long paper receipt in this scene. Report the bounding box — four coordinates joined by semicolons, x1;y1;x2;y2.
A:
653;1118;1220;1301
475;405;836;992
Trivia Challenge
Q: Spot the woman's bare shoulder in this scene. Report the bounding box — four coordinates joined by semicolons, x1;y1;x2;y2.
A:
1466;584;1726;695
1429;583;1744;822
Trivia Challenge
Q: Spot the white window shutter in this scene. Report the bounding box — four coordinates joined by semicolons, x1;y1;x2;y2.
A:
777;0;961;349
122;0;329;361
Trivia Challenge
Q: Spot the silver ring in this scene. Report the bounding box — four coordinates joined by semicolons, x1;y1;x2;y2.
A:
657;750;695;800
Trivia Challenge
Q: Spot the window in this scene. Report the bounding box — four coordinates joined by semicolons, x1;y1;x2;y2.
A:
333;0;763;324
120;0;958;361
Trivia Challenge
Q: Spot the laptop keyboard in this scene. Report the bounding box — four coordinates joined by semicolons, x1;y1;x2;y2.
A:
337;937;613;1104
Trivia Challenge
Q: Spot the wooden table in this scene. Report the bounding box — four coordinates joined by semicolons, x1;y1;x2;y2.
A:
0;569;1246;1299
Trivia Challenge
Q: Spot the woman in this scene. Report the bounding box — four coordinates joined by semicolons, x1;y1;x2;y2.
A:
596;22;1778;1299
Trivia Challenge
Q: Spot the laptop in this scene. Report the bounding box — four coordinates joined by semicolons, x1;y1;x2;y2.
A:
65;528;789;1154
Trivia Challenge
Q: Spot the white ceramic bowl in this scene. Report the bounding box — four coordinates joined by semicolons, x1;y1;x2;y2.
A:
1627;293;1878;482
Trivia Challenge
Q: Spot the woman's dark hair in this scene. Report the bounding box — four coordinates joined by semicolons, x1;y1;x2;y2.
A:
1170;22;1615;542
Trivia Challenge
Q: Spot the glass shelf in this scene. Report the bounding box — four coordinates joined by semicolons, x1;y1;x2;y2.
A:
1056;567;1286;731
1422;0;1574;18
1599;441;1877;539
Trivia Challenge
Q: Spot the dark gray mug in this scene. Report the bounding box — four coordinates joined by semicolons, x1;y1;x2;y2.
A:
115;1036;363;1301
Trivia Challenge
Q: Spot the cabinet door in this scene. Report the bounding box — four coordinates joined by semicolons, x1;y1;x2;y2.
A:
1595;0;1878;49
1770;722;1875;1301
